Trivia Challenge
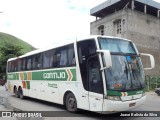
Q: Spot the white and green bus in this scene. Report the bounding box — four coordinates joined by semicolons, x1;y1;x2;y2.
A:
6;36;155;113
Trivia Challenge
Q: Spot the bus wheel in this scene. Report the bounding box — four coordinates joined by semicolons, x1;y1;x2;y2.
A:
14;87;19;98
65;93;77;113
19;87;24;99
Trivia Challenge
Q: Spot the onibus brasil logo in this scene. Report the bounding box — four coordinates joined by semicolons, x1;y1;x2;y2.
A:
2;112;42;117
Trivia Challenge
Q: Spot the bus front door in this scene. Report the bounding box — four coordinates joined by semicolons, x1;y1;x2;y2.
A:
87;56;104;113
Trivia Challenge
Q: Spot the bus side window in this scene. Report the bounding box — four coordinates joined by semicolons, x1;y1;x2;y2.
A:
43;51;51;69
32;56;36;70
49;44;75;68
13;60;18;72
53;52;57;67
68;44;76;66
38;53;43;69
56;47;68;67
22;58;26;71
18;59;22;71
56;52;61;67
8;62;12;72
49;49;55;68
60;48;68;66
26;57;32;70
10;62;13;72
32;53;42;70
43;49;57;69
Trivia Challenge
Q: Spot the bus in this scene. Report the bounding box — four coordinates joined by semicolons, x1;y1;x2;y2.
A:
6;36;155;113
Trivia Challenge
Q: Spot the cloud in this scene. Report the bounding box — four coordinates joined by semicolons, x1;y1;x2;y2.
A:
0;0;106;48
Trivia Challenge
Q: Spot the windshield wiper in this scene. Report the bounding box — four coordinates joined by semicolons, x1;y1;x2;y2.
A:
126;53;140;57
124;61;129;80
122;61;129;91
111;52;139;56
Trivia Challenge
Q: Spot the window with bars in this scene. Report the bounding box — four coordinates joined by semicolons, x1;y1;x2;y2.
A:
113;19;122;35
98;25;104;35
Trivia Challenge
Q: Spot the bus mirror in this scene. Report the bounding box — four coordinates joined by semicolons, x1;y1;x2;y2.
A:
140;53;155;70
97;50;112;70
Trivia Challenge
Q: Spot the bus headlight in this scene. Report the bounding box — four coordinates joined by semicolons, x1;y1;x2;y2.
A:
107;96;121;101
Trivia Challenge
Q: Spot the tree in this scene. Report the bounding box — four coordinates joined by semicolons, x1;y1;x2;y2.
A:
0;43;23;78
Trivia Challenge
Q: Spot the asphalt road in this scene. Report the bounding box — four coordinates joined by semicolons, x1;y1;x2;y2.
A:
0;86;160;120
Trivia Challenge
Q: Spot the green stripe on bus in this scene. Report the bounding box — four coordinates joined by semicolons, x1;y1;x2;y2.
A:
24;72;28;80
107;90;122;96
7;68;76;81
7;73;17;80
127;89;145;96
26;81;30;89
107;89;145;96
70;69;76;81
32;69;76;81
16;73;19;80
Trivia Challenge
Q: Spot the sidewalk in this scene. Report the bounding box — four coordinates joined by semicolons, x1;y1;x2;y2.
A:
146;91;157;95
0;86;10;111
0;104;9;111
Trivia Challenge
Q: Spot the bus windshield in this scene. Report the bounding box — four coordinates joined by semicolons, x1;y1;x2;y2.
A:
98;37;137;54
98;37;145;91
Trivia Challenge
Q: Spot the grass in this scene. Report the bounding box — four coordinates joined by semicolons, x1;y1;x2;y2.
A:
0;32;35;54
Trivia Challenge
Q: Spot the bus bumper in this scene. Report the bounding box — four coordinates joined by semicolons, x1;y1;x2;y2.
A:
102;95;146;114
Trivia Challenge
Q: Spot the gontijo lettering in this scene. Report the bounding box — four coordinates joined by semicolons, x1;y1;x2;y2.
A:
43;72;66;79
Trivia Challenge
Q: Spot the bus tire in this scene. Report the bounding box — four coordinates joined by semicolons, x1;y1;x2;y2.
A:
65;93;78;113
19;87;25;99
14;87;19;98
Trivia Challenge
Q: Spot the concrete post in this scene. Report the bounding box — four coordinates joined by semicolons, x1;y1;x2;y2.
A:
144;5;147;14
131;0;135;10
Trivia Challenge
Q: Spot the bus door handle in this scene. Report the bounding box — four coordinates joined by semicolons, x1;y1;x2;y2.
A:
95;98;101;101
82;95;86;98
51;91;55;94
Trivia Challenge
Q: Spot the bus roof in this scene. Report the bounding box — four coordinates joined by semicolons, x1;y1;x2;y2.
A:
7;35;132;62
77;35;131;42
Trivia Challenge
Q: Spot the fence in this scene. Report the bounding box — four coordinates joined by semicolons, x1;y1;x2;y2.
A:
145;76;160;91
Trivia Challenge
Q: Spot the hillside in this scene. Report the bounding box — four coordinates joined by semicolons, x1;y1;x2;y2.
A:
0;32;35;53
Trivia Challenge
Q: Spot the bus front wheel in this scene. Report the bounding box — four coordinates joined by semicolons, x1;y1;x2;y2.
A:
65;93;77;113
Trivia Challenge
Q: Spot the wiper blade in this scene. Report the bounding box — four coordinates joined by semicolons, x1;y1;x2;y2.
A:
125;53;140;56
111;52;139;56
124;61;129;80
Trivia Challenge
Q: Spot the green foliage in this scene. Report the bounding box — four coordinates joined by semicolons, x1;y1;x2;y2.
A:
0;32;35;53
0;32;35;78
145;76;160;91
0;43;23;78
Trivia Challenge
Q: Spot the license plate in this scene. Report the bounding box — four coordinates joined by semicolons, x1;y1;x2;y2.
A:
129;102;136;107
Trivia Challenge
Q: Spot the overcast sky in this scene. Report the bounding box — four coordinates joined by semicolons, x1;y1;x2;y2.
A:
0;0;159;49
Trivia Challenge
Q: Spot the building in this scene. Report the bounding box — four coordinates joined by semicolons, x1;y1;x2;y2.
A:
90;0;160;75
